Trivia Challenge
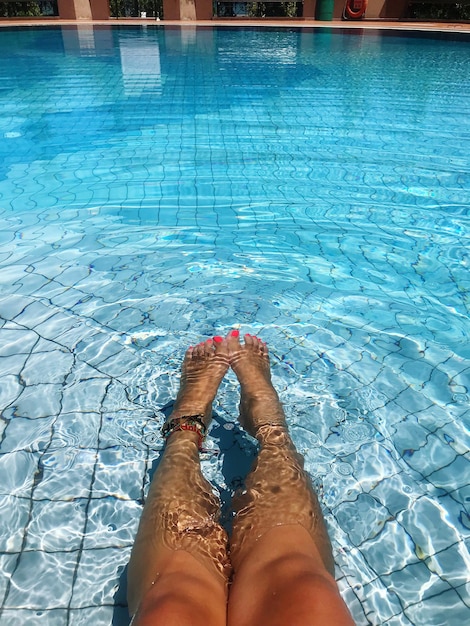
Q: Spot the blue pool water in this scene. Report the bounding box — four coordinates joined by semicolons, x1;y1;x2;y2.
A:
0;24;469;625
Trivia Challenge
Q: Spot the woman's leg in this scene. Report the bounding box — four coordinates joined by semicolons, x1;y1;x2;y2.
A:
127;338;232;626
226;332;355;626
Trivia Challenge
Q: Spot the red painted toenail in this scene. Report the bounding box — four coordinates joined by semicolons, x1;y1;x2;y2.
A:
213;336;223;343
230;330;239;337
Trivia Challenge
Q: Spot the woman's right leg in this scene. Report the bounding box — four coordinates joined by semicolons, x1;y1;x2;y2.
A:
127;338;231;626
226;332;355;626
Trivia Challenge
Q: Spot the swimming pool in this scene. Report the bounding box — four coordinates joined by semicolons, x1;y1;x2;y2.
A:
0;23;469;625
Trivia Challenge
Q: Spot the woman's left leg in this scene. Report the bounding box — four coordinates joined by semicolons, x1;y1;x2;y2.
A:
127;337;232;626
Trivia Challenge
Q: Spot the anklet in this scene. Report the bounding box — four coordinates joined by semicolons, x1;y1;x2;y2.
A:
161;414;207;449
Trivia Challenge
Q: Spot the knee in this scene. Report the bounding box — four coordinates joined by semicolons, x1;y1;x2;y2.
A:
279;571;354;626
131;572;227;626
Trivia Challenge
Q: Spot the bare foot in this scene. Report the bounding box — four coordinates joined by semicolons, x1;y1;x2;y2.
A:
170;337;230;428
227;330;287;437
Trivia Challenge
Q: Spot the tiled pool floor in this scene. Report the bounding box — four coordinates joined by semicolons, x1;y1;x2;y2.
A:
0;25;470;625
1;208;469;624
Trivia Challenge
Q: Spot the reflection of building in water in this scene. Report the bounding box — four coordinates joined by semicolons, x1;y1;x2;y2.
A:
179;25;197;47
118;34;162;97
61;26;115;57
61;27;97;56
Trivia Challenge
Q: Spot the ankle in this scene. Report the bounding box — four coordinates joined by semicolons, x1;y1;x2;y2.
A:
162;414;208;449
165;429;201;449
255;423;291;446
171;404;211;422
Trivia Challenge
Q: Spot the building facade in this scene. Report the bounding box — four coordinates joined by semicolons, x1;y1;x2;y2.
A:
52;0;409;21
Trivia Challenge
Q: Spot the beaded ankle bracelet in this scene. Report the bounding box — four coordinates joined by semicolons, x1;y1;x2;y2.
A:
161;414;207;450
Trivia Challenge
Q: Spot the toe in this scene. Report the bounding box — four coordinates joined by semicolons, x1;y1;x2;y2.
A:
226;329;242;354
253;335;264;351
244;333;255;348
204;338;214;356
213;335;229;357
193;341;206;359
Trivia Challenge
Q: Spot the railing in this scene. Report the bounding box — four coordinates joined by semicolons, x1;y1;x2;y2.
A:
215;1;303;17
110;0;163;18
0;0;58;17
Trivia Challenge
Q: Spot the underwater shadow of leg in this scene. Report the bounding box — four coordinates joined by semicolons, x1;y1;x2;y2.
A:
112;565;131;626
209;414;258;535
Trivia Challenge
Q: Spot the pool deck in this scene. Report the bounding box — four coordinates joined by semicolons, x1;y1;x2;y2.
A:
1;18;470;33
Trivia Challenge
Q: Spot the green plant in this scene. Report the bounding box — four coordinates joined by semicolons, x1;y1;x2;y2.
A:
408;1;470;20
0;1;43;16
